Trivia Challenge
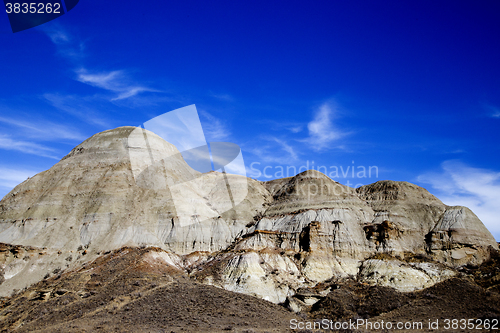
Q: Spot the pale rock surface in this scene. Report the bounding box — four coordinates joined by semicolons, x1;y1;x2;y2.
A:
263;170;367;217
219;251;291;303
0;127;497;301
358;259;456;292
0;127;267;295
0;244;90;296
426;206;498;265
357;180;448;254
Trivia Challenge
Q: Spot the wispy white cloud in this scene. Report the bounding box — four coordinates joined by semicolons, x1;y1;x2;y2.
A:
113;87;153;101
0;135;59;159
76;69;160;101
288;125;303;133
47;30;70;45
483;104;500;118
246;146;283;165
209;91;234;102
0;167;41;189
45;25;158;102
76;70;121;91
245;135;299;165
0;115;86;141
303;102;344;151
417;160;500;240
43;93;110;127
272;137;298;160
199;110;230;141
258;119;304;134
44;24;86;61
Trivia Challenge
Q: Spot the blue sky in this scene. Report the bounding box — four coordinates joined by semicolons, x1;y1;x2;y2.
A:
0;1;499;239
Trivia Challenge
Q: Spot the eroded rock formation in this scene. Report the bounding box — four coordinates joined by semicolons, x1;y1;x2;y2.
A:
0;127;497;309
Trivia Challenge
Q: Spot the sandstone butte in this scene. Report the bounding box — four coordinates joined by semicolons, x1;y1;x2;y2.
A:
0;126;498;315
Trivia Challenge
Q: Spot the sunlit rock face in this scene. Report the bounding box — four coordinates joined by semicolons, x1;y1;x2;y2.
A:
357;259;456;292
0;127;497;301
0;127;265;254
0;127;268;295
426;205;498;266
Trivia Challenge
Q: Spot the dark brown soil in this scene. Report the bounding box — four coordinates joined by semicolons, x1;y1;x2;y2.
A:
306;249;500;332
1;247;500;333
0;247;296;333
307;277;500;332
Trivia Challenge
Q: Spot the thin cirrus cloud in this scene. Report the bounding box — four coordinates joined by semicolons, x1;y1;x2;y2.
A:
0;167;41;190
209;91;234;102
75;69;160;101
47;30;70;45
0;115;86;142
243;103;349;176
0;135;59;160
43;26;146;125
272;137;298;161
483;104;500;118
199;109;231;141
45;25;86;62
288;125;303;133
417;160;500;239
303;102;345;151
43;93;110;127
45;26;160;103
245;135;299;166
262;119;304;134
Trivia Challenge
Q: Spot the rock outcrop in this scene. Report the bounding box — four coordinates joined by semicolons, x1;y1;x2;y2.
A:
0;126;498;305
0;246;298;333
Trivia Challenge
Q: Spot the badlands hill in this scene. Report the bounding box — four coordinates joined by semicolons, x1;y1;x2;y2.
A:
0;126;499;332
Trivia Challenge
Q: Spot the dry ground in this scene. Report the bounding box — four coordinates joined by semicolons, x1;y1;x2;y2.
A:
1;246;499;333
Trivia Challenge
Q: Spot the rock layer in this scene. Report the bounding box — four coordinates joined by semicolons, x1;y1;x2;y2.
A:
0;127;497;301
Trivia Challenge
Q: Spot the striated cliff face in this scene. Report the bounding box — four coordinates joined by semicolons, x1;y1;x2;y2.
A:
0;127;265;255
0;127;497;305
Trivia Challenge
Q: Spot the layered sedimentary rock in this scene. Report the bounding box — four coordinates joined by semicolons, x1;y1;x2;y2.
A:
0;127;497;303
0;127;266;254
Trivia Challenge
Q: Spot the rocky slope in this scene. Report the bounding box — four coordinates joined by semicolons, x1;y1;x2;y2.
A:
0;126;498;313
0;245;297;333
0;245;499;332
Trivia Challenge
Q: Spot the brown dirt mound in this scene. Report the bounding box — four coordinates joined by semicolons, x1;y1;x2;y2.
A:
2;246;500;333
307;251;500;332
0;247;296;333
